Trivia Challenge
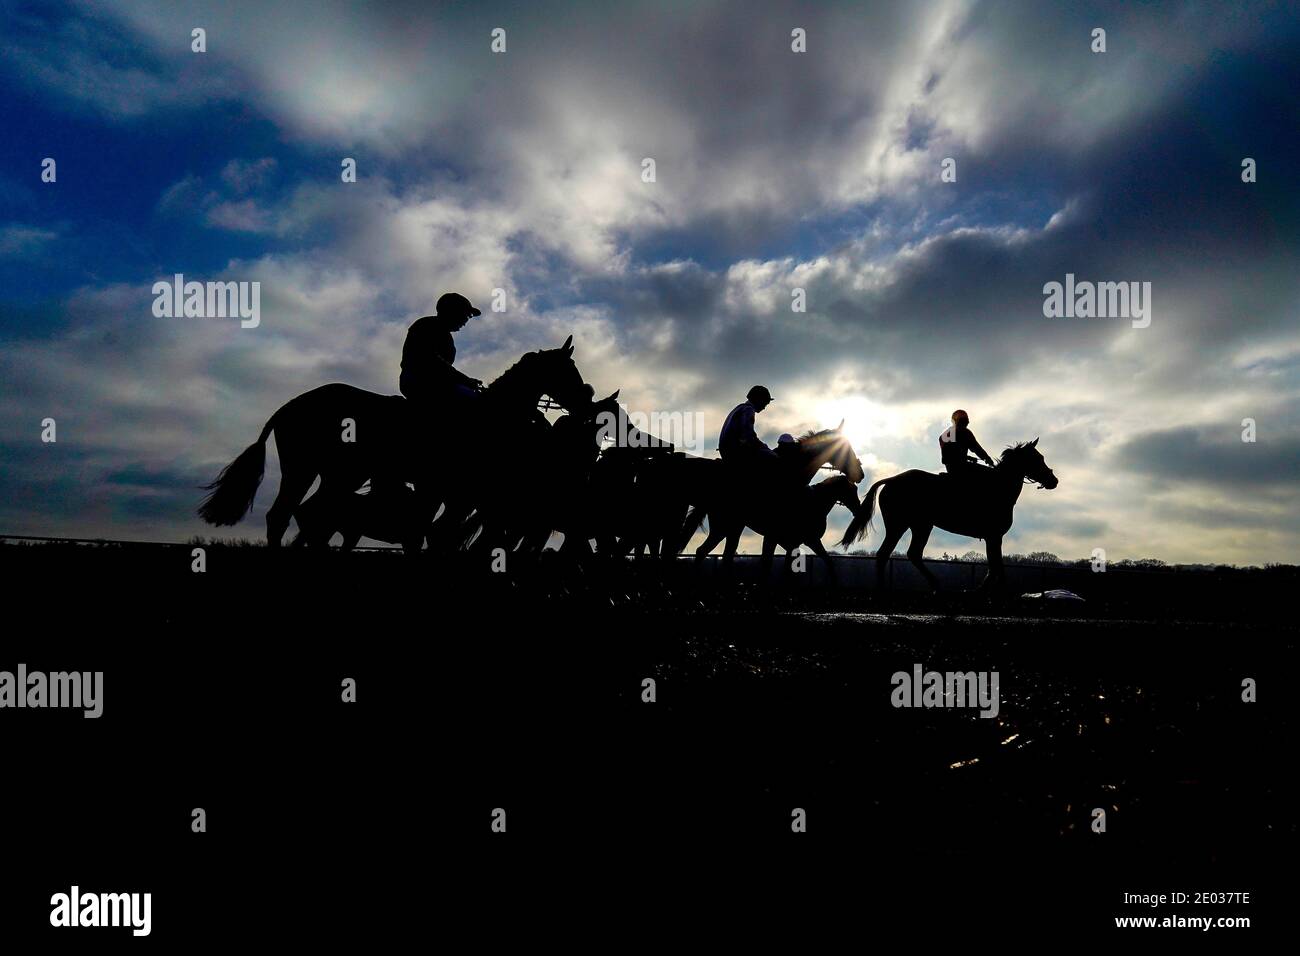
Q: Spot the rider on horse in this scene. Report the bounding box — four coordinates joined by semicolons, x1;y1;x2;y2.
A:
719;385;779;471
399;292;483;409
939;409;996;474
719;385;809;506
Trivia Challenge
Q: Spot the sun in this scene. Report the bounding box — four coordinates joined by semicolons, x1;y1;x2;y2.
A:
812;396;899;451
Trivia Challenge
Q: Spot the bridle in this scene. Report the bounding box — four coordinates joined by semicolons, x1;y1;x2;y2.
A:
997;450;1050;489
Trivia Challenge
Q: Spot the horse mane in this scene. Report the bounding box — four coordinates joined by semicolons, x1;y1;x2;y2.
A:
486;350;538;390
799;427;838;443
599;402;674;451
998;441;1032;463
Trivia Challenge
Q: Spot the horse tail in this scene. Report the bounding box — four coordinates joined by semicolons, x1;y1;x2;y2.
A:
840;478;886;547
675;505;708;552
197;413;277;526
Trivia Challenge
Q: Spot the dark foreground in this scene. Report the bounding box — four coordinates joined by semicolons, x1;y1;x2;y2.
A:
1;541;1293;940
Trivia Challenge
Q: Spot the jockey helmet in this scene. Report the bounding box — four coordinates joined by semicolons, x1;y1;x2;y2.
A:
436;292;482;319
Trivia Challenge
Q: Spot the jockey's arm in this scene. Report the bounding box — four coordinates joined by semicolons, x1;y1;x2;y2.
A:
967;432;995;465
404;323;482;389
738;433;778;459
431;354;481;389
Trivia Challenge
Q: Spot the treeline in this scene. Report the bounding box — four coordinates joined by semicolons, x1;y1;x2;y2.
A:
848;548;1296;573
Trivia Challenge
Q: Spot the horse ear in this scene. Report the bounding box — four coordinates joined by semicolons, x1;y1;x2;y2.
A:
610;389;620;400
1030;437;1039;447
562;335;574;355
836;419;844;432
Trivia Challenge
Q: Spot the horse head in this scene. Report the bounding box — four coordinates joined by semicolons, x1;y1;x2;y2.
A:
588;388;620;421
553;388;619;462
824;473;862;513
578;389;622;445
538;335;589;410
489;335;589;412
999;438;1058;489
799;423;865;484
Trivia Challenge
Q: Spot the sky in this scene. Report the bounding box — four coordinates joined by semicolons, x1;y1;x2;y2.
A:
1;0;1297;563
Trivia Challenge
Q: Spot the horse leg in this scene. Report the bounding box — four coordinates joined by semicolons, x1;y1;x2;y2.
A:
664;503;691;556
412;485;441;549
808;538;837;586
874;524;905;591
907;524;940;592
646;528;663;560
759;536;777;583
722;524;741;579
295;482;340;548
430;498;471;553
694;516;726;567
981;536;1005;593
267;465;316;548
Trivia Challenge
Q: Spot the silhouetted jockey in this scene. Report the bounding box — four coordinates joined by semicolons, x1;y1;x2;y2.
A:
719;385;778;476
773;432;808;494
399;292;483;408
939;408;995;473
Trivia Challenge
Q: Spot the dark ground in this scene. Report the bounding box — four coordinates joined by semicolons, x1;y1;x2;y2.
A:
0;540;1293;941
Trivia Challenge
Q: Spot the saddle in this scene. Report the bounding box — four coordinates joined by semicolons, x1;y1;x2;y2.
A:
940;462;996;489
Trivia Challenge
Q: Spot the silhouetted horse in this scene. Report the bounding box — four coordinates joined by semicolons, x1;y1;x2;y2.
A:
682;424;865;571
197;337;588;545
459;387;624;559
751;474;861;582
581;402;677;559
840;439;1058;591
551;390;682;560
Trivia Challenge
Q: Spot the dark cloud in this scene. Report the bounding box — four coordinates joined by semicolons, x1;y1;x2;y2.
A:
0;0;1297;563
1114;426;1300;489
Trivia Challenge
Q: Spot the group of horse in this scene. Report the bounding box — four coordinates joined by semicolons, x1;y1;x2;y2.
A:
197;338;1059;590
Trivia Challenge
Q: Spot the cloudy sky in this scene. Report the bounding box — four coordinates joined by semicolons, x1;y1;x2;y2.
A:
1;0;1297;563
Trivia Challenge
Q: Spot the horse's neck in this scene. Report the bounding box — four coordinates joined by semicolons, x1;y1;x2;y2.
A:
615;413;648;447
486;363;542;409
799;441;835;480
994;462;1027;505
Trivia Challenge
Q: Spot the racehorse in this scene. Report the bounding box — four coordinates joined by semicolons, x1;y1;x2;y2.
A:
840;439;1058;591
458;387;624;560
682;424;866;570
197;337;588;545
579;401;677;559
751;473;861;582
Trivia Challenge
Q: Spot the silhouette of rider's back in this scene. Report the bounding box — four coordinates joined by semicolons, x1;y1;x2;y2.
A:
939;409;995;474
719;385;778;467
400;292;482;405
